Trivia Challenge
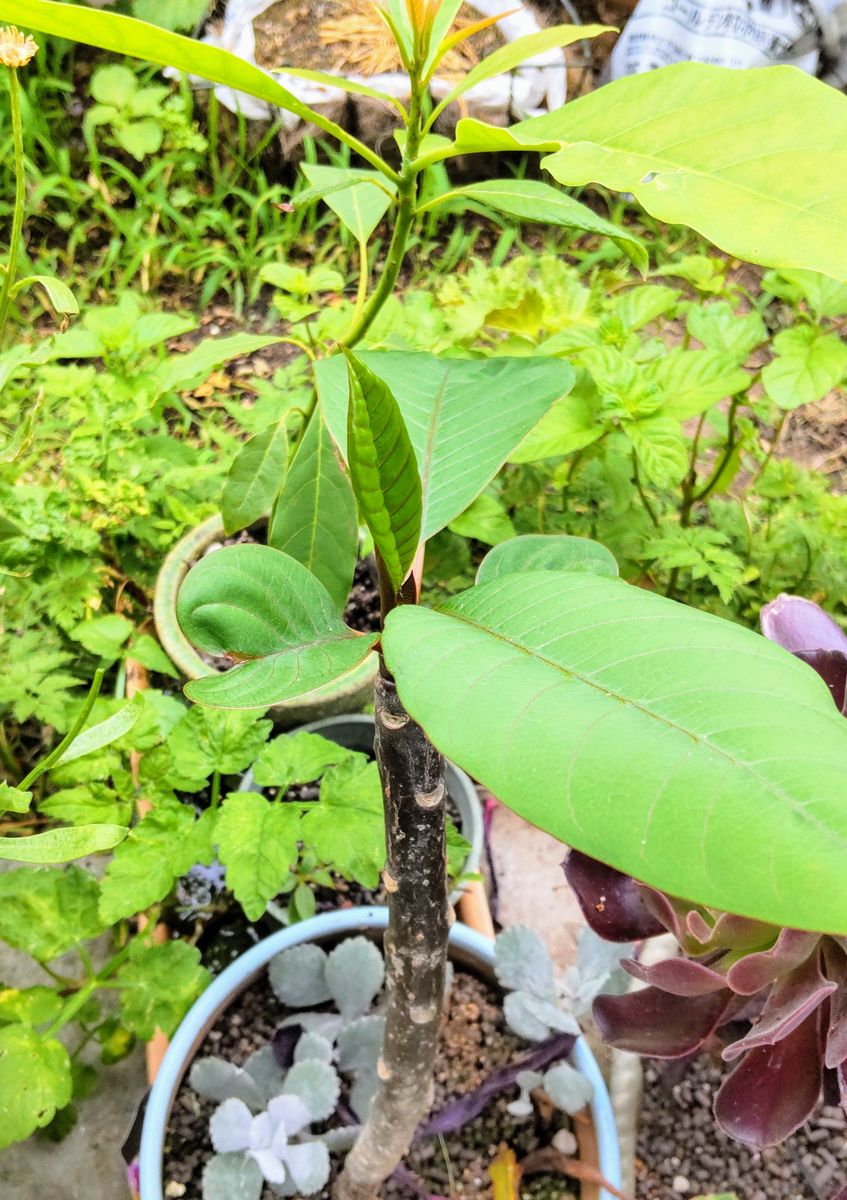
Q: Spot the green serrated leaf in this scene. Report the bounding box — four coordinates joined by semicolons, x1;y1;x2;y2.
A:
345;351;422;593
117;938;209;1040
300;758;385;888
39;783;131;827
221;422;289;537
762;325;847;410
252;731;354;789
177;544;379;710
318;352;570;538
268;411;358;610
654;350;750;420
0;986;63;1027
99;800;214;924
476;536;618;585
383;571;847;933
166;705;272;780
70;613;133;661
0;1027;72;1148
215;792;301;921
128;633;179;679
0;866;104;960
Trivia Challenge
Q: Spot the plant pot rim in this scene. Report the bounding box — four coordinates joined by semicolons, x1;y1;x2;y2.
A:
153;513;378;726
139;906;621;1200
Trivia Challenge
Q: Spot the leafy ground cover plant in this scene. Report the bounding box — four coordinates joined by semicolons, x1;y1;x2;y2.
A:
9;0;847;1195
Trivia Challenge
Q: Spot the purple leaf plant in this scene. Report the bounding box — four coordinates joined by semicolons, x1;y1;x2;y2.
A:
564;594;847;1153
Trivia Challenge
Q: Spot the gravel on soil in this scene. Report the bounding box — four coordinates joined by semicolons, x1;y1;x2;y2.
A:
163;969;580;1200
637;1054;847;1200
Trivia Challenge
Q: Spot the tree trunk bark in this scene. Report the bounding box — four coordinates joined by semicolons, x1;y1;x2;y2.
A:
334;669;450;1200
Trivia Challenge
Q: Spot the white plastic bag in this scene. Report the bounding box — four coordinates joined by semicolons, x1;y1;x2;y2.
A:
608;0;847;84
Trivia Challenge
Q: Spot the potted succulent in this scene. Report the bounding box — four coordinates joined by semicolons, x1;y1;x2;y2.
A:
11;1;847;1198
140;908;623;1200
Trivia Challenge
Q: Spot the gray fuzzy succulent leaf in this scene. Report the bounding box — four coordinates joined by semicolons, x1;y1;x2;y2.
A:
349;1069;380;1121
336;1014;385;1073
294;1031;334;1065
279;1011;344;1041
202;1152;264;1200
495;926;556;1001
506;1069;543;1118
190;1056;265;1111
565;928;633;1015
503;991;578;1042
210;1097;253;1153
283;1140;331;1194
269;943;332;1007
325;937;384;1020
315;1126;361;1152
243;1046;288;1105
543;1062;594;1115
282;1058;340;1122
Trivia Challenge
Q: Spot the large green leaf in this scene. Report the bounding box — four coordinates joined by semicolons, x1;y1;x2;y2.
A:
382;571;847;933
177;544;378;709
301;164;396;242
221;421;289;537
430;64;847;280
437;179;646;272
268;412;359;611
345;351;422;593
317;352;571;539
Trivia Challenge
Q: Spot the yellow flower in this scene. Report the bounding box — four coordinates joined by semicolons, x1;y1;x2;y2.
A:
0;26;38;69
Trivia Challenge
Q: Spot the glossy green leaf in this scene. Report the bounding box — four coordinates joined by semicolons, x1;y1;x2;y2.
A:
345;351;422;593
439;179;646;272
301;164;396;242
431;64;847;280
216;792;301;921
0;824;126;863
221;421;289;537
268;412;358;610
177;544;378;709
762;325;847;410
430;25;613;123
476;536;618;584
383;571;847;933
448;494;515;546
0;1028;71;1148
317;352;571;539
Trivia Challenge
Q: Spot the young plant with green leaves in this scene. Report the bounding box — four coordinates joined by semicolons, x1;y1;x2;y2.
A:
10;0;847;1194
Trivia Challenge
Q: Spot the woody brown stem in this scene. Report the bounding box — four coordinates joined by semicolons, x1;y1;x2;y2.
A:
334;669;450;1200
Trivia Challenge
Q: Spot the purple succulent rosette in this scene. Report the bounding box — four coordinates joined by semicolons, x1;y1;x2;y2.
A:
561;594;847;1152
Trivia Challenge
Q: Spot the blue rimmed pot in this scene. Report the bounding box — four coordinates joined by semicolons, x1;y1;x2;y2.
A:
139;907;622;1200
153;514;378;727
241;714;485;912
